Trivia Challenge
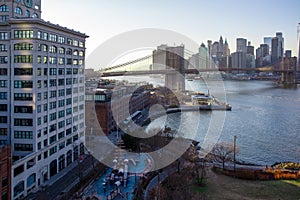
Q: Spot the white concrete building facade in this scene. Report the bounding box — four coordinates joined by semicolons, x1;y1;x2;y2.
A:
0;1;88;199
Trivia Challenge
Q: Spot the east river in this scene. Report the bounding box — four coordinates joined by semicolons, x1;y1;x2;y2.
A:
109;76;300;165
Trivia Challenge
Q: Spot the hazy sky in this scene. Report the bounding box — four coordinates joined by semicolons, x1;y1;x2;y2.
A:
43;0;300;60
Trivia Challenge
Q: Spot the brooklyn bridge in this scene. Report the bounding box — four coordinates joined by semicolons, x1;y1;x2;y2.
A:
93;46;300;88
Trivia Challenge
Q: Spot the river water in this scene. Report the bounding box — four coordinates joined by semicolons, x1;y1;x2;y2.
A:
109;76;300;165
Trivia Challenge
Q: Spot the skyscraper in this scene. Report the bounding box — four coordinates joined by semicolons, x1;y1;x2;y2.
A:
0;1;88;198
271;37;279;64
263;37;272;54
199;43;208;69
236;38;247;54
276;32;284;59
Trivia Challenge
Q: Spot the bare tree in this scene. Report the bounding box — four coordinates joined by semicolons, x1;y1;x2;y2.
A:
210;142;239;170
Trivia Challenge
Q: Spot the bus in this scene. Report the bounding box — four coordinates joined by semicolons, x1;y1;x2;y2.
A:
123;111;142;124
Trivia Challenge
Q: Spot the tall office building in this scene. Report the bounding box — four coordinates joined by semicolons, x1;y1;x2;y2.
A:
0;1;88;199
276;32;284;59
271;37;279;64
199;43;208;69
236;38;247;54
263;37;272;54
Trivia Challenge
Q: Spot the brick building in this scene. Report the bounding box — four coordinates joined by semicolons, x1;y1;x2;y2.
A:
0;145;11;200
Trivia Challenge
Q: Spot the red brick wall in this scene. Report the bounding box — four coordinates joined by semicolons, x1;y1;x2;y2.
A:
0;145;11;200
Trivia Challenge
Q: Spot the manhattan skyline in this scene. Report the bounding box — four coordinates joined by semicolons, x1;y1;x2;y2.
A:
43;0;300;65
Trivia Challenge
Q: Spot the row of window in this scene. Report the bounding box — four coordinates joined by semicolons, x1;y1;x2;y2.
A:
0;30;84;49
37;31;84;47
37;56;84;66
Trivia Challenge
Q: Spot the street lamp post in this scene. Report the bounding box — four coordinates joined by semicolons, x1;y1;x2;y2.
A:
234;135;237;172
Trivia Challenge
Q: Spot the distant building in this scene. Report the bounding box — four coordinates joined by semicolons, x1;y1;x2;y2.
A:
263;37;272;54
276;32;284;59
285;50;292;58
165;46;185;91
231;52;246;68
199;43;208;69
247;41;254;55
236;38;247;54
0;145;11;200
153;44;167;71
256;44;270;67
206;36;230;68
86;85;150;134
271;37;280;64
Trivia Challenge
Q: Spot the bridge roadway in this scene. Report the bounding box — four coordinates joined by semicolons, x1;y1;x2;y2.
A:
101;68;297;77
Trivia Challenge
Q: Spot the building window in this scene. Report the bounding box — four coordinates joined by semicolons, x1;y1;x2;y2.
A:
37;31;42;39
0;116;7;123
0;15;9;22
0;56;7;64
0;80;7;87
58;47;65;54
0;128;7;136
66;78;72;85
73;40;79;46
49;113;56;121
49;146;57;155
58;132;64;139
50;90;57;98
14;43;33;50
14;106;33;113
14;118;33;126
66;98;72;105
0;92;7;100
49;57;57;65
66;108;72;116
49;135;57;144
14;144;33;151
58;89;65;97
50;79;56;87
49;45;57;53
49;34;57;42
0;32;8;40
58;110;65;118
50;68;57;75
37;105;41;113
0;68;7;75
32;13;38;18
49;101;56;110
58;100;65;107
14;93;32;101
0;44;7;51
43;32;48;40
25;10;30;17
0;5;9;12
79;51;84;57
0;104;7;111
14;80;33;88
14;131;33;139
66;48;72;55
58;36;65;44
79;41;84;48
14;55;33;63
14;7;22;15
14;30;33;38
58;58;65;65
14;68;33;75
66;88;72;95
49;124;57;132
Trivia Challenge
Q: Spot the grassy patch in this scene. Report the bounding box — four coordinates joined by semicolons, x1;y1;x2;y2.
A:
192;185;207;193
282;179;300;187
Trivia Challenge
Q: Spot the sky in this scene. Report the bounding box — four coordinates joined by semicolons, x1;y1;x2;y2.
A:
43;0;300;68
